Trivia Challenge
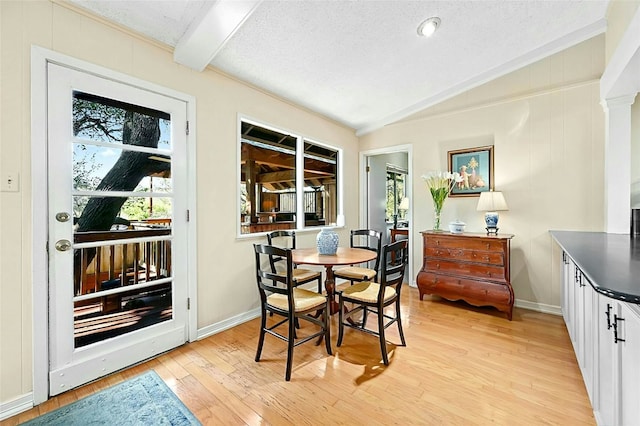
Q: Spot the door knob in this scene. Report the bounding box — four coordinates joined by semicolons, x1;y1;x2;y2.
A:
56;212;71;222
55;240;72;252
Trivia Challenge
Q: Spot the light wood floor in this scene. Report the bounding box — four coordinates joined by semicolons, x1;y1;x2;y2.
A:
4;287;595;425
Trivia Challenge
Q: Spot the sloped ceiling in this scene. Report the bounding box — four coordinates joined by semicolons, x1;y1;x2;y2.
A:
67;0;609;135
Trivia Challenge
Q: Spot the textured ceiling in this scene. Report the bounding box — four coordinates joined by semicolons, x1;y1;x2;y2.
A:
67;0;609;135
70;0;211;46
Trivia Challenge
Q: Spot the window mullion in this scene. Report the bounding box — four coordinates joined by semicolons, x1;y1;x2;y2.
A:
296;135;304;230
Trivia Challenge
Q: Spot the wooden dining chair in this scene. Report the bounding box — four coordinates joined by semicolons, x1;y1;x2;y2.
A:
334;229;382;285
337;239;408;365
253;244;332;381
267;230;322;293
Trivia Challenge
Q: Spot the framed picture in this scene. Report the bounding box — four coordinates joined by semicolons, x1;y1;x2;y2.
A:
448;145;494;197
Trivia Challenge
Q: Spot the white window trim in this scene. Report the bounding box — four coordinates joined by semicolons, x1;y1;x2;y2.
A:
236;114;344;238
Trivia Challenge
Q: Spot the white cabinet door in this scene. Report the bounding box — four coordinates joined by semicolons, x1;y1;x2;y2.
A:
565;257;597;401
618;302;640;426
596;293;616;426
567;259;578;344
581;274;596;401
561;252;571;325
573;261;586;366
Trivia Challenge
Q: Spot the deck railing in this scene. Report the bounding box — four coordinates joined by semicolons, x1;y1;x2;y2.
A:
72;227;173;346
74;228;172;298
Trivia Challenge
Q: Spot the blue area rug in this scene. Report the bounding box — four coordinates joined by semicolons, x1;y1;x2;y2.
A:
22;371;200;425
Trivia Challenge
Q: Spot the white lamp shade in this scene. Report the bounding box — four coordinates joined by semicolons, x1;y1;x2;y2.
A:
476;191;508;211
399;197;410;210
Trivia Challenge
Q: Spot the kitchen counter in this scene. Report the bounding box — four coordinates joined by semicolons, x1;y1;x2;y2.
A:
550;231;640;304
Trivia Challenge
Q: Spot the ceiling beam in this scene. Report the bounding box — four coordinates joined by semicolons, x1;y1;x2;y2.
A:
242;143;295;169
174;0;263;71
257;170;332;184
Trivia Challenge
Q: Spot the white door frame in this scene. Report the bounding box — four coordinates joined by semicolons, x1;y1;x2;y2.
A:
359;144;414;286
31;46;198;404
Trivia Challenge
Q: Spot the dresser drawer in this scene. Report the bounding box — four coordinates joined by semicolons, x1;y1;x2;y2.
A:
419;231;514;319
425;247;504;265
417;272;512;306
425;259;507;282
425;235;505;252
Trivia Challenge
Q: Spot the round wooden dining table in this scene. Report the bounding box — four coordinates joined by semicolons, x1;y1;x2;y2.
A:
292;247;377;314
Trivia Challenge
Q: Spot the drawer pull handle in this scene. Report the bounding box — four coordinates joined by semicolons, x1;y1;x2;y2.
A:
613;315;625;344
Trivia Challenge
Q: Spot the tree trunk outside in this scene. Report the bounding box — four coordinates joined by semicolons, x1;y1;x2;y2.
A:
74;111;169;292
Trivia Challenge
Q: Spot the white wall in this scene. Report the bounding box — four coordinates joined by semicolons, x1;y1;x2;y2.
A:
359;36;606;310
0;0;358;405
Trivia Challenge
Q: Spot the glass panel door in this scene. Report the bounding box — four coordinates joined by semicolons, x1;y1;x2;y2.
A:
47;63;189;395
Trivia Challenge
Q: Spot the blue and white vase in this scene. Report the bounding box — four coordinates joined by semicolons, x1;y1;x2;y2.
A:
317;227;339;255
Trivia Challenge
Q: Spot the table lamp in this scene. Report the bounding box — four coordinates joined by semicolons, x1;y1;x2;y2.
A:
476;190;508;235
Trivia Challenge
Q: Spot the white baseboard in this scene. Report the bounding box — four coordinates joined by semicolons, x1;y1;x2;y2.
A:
515;299;562;316
196;308;261;340
0;393;33;421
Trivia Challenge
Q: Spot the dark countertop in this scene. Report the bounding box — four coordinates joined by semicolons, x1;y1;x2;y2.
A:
550;231;640;304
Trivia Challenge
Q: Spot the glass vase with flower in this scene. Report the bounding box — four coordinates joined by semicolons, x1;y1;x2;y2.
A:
422;171;462;231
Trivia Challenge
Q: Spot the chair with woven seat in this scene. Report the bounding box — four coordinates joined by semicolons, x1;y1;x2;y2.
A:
267;230;322;293
334;229;382;285
253;244;332;381
337;239;408;365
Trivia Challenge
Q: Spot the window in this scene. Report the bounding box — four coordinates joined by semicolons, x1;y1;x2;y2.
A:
239;119;340;235
386;166;407;226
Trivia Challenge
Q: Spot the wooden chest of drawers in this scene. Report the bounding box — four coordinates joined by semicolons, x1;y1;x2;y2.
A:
416;231;514;320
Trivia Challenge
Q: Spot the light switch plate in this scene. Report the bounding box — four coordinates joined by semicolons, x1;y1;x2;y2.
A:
1;172;20;192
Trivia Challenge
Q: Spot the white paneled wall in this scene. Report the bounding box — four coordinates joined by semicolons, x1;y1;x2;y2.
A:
359;37;605;309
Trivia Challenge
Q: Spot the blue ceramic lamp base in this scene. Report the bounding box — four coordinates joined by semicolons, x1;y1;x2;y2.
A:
484;211;499;235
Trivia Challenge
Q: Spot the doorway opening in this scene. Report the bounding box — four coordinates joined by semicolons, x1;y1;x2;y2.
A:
360;145;413;285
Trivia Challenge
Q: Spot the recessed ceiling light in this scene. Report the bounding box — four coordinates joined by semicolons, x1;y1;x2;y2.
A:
417;17;441;37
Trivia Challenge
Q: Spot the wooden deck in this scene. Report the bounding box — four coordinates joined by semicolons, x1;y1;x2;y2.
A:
74;294;172;347
71;228;173;346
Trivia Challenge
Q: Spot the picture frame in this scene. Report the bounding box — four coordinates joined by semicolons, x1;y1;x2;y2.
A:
448;145;494;197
